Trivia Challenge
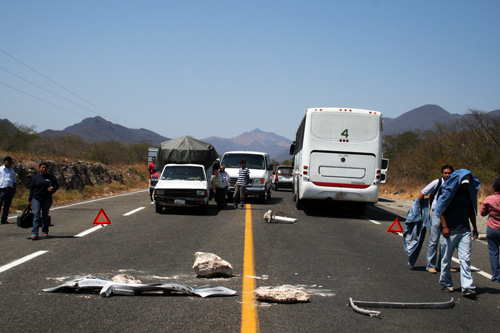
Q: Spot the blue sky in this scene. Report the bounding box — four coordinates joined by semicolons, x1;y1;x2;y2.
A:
1;0;499;141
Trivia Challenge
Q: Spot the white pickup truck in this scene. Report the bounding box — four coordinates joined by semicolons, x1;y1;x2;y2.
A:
154;163;212;214
152;136;218;215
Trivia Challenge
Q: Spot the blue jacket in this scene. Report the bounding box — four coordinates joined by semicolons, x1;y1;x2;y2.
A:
403;198;429;256
434;169;480;217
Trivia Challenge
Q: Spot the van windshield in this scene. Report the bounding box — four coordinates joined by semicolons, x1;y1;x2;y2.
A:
221;153;266;170
161;166;205;181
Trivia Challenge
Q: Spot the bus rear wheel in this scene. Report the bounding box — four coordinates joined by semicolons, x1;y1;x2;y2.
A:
295;197;303;210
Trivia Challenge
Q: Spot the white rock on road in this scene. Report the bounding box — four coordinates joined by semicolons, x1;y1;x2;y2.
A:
192;252;233;278
253;285;310;303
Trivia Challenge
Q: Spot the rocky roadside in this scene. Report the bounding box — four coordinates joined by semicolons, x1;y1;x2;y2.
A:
11;159;128;190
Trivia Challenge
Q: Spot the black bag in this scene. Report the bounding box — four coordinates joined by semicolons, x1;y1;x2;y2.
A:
17;205;34;228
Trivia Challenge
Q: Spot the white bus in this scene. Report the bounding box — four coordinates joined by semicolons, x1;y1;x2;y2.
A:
290;107;387;213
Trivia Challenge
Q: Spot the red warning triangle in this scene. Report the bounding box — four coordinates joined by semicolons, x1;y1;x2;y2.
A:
93;208;111;225
387;217;403;233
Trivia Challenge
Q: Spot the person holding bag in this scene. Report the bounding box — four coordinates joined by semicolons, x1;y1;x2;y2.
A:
28;162;59;240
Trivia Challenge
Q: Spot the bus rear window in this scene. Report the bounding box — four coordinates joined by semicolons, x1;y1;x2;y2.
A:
310;113;379;141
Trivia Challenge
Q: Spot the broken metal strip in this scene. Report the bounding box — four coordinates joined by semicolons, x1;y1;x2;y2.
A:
43;276;237;298
349;297;381;317
351;297;455;309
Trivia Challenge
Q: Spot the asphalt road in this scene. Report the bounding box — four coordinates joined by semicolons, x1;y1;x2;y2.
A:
1;190;499;332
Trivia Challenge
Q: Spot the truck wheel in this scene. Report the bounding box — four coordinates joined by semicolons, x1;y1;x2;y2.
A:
201;204;208;215
155;203;163;214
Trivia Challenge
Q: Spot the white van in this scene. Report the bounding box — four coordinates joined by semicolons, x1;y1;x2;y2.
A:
220;151;273;203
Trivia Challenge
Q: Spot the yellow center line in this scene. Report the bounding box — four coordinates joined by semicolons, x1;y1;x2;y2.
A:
241;204;259;333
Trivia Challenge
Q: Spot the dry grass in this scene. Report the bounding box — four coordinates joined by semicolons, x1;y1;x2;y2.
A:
380;180;492;206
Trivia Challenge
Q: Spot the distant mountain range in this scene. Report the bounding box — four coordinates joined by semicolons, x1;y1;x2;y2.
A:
383;104;500;136
2;104;499;162
38;116;170;145
204;128;292;162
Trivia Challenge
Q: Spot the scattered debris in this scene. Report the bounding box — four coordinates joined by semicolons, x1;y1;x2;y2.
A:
349;297;455;317
246;275;269;280
112;274;142;284
393;189;405;195
254;285;310;303
42;275;237;298
263;210;297;223
193;252;233;278
349;298;380;317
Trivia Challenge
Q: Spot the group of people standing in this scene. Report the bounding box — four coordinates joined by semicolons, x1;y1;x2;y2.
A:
409;164;500;298
0;157;59;240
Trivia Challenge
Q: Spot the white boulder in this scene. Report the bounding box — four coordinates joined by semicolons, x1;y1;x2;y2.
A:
193;252;233;278
254;285;310;303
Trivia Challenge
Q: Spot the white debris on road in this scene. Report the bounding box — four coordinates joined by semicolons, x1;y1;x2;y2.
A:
253;285;310;303
112;274;142;284
263;210;297;223
192;252;233;278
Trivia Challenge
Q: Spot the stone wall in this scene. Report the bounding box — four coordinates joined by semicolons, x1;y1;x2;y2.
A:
9;159;124;190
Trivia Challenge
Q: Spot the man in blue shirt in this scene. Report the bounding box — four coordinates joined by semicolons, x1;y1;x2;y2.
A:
0;156;16;224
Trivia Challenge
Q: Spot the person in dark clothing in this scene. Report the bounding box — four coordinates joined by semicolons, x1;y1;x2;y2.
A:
435;172;479;298
28;162;59;240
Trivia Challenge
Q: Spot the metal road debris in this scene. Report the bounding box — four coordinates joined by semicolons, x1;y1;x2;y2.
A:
349;297;455;317
42;276;237;298
254;285;310;303
263;210;297;224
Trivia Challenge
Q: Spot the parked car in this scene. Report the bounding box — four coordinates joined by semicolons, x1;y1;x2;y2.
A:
272;165;293;190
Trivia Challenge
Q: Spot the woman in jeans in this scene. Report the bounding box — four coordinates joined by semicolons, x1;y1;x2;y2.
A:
28;162;59;240
480;177;500;282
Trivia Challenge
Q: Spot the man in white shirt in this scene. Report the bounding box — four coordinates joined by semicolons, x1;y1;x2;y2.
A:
0;156;17;224
217;165;230;209
418;164;453;273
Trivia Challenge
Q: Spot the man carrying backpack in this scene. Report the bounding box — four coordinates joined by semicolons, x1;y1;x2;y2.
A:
418;164;454;274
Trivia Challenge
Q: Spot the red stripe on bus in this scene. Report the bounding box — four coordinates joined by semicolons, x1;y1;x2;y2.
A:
312;182;370;189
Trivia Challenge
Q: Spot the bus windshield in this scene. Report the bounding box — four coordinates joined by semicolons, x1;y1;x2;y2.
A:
310;112;380;141
221;153;266;170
